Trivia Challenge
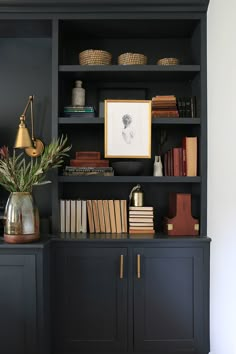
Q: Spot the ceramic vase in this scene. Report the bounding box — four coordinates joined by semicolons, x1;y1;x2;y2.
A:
153;155;163;176
72;80;85;106
4;192;40;243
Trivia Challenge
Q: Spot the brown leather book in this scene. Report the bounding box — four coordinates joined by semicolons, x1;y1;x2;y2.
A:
129;229;155;234
70;159;109;167
75;151;101;160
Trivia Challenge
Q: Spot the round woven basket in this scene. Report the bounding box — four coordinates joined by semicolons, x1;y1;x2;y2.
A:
157;57;180;66
79;49;112;65
118;52;147;65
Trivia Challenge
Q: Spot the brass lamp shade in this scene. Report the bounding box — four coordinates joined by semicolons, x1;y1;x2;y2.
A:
14;117;33;149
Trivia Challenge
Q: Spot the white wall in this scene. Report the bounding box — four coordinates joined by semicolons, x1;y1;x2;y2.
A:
208;0;236;353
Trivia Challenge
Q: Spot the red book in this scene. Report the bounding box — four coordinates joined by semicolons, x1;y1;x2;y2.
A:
70;159;109;167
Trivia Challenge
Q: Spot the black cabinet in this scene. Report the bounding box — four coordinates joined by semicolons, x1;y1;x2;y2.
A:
0;240;50;354
52;239;210;354
53;246;128;352
133;247;205;353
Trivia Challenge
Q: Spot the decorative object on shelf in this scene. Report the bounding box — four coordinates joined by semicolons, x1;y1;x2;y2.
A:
79;49;112;65
163;193;199;236
118;52;147;65
157;57;180;66
104;99;152;158
4;192;39;244
63;105;95;118
14;95;44;157
112;161;144;176
151;95;179;118
129;184;144;207
72;80;85;107
153;155;163;176
0;137;71;243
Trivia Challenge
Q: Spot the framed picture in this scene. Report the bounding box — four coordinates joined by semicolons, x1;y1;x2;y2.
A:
104;99;152;158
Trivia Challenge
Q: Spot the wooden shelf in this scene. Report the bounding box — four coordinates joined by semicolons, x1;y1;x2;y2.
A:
59;117;200;125
58;176;201;183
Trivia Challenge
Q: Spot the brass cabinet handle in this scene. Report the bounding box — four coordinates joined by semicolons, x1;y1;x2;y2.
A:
137;254;141;279
120;254;124;279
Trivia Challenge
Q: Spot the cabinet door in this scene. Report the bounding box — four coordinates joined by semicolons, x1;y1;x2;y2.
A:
54;246;127;353
133;247;204;353
0;254;37;354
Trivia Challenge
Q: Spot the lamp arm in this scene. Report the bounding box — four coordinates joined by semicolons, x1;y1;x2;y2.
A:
21;95;35;143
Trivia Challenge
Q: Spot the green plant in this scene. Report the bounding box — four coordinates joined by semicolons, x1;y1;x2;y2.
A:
0;136;71;193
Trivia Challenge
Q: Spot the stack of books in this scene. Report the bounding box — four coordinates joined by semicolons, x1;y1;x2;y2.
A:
87;200;127;233
129;206;155;234
63;106;96;118
63;166;114;176
60;199;87;233
64;151;113;176
151;95;179;118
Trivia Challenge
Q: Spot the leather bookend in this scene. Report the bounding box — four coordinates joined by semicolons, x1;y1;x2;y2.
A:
164;193;199;236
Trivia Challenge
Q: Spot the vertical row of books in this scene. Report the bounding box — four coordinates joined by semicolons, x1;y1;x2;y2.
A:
164;136;197;176
87;200;127;233
60;199;87;233
151;95;197;118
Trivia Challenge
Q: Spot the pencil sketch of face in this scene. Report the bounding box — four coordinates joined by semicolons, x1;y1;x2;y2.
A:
122;114;135;144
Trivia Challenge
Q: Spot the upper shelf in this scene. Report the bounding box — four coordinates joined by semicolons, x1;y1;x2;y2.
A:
58;176;201;183
59;117;200;125
59;65;200;81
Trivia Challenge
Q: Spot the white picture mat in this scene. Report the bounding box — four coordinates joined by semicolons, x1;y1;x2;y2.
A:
105;101;151;157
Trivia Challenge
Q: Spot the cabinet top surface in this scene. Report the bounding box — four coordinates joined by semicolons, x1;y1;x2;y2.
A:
0;0;210;13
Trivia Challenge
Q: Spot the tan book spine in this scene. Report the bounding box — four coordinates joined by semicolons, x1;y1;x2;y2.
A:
121;200;127;233
76;200;82;233
129;225;154;230
103;200;111;233
129;222;154;227
129;206;154;211
186;137;197;176
114;200;122;233
129;229;155;234
65;200;71;233
87;200;95;233
92;200;100;233
81;200;87;233
108;200;116;233
129;211;153;216
97;200;105;233
70;200;76;233
129;217;153;223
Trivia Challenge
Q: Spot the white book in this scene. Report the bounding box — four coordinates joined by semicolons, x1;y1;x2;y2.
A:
81;200;87;233
70;200;76;233
60;199;66;233
76;200;82;233
65;200;71;233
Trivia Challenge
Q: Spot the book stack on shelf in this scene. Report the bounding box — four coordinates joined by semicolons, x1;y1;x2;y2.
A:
87;200;127;234
152;95;179;118
60;199;87;233
63;105;96;118
176;96;197;117
63;151;114;176
164;136;197;176
129;206;155;234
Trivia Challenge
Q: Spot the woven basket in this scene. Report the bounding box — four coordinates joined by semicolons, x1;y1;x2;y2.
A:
157;57;180;66
79;49;112;65
118;52;147;65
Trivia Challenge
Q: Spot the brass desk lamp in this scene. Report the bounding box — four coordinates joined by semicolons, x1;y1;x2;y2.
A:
14;95;44;157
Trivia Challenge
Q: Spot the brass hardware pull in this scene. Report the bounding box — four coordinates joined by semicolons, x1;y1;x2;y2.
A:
120;254;124;279
137;254;141;279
